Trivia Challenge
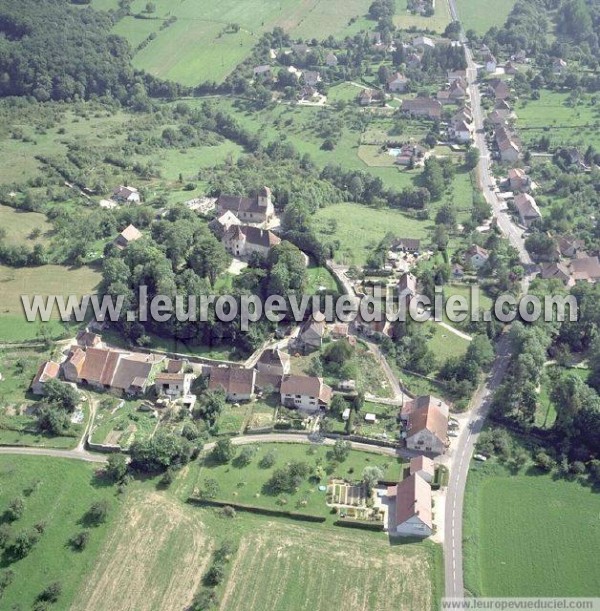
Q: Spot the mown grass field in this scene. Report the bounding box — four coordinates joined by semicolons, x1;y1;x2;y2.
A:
0;457;120;609
219;521;443;611
0;205;52;248
517;90;600;150
395;0;453;33
71;490;210;611
455;0;516;34
102;0;376;86
464;461;600;597
314;203;430;265
192;442;404;518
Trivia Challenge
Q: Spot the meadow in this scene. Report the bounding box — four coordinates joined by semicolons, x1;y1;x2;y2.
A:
454;0;516;34
219;521;442;611
98;0;377;85
516;90;600;150
0;205;52;248
463;460;600;597
395;0;453;33
0;456;120;609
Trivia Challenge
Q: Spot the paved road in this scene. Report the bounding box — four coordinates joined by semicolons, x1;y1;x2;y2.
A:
444;0;535;598
0;445;107;463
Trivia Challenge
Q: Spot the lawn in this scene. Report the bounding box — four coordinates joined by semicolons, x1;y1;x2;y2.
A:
464;460;600;597
425;322;471;366
0;205;52;248
215;402;254;435
193;442;404;518
314;202;432;266
305;265;339;294
455;0;516;35
536;366;590;429
218;520;443;611
395;0;453;33
516;90;600;151
0;456;120;610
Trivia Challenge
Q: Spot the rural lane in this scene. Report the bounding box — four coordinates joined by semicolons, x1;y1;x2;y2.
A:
443;0;536;598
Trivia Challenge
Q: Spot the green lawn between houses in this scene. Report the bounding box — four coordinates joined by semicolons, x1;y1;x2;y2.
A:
464;460;600;597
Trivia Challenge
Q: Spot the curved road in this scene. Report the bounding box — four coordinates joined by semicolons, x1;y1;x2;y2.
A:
443;0;536;599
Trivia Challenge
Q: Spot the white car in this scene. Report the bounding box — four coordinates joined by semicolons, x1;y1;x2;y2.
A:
473;454;488;462
448;430;459;437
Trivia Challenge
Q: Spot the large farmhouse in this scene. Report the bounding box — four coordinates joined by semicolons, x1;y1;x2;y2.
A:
217;187;275;224
401;395;449;455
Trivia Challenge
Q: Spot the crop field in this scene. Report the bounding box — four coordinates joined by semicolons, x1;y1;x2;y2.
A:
0;456;120;609
464;461;600;597
102;0;376;86
220;522;443;611
395;0;453;33
516;90;600;150
455;0;516;34
192;442;404;517
72;490;210;611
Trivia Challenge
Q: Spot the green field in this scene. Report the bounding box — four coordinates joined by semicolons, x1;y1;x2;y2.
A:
193;442;404;517
517;90;600;150
464;461;600;597
0;457;120;609
105;0;376;86
455;0;516;34
426;322;471;365
314;203;431;265
395;0;453;33
305;265;339;293
0;205;52;248
218;521;442;611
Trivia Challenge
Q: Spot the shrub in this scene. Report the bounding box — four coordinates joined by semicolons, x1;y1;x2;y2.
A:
6;497;24;522
85;500;110;526
69;530;90;551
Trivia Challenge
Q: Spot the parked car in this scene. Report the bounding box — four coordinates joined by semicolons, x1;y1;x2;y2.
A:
473;454;488;461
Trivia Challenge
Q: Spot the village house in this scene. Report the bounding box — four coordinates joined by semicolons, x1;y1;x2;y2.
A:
438;79;468;105
552;58;567;75
256;348;291;377
112;185;140;205
504;61;518;75
570;256;600;283
253;65;272;79
208;366;256;402
407;52;422;69
513;193;542;227
556;235;585;259
409;455;435;483
299;85;318;101
358;88;384;106
508;168;532;193
393;143;427;167
487;109;509;127
540;262;574;287
401;97;443;120
452;263;465;279
449;118;472;143
330;323;349;339
483;51;497;73
298;315;327;351
401;395;449;455
392;237;421;253
155;372;193;399
387;473;433;537
31;361;60;395
488;78;511;101
325;52;338;67
387;72;409;93
63;347;154;396
412;36;435;50
76;330;102;349
208;210;241;238
496;126;521;162
114;224;142;249
303;70;321;87
222;225;281;258
292;43;309;56
447;69;467;83
280;374;332;412
465;244;489;269
217;186;275;224
287;66;302;80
